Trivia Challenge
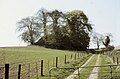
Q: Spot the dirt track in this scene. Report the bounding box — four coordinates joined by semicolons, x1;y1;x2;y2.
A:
66;55;95;79
88;54;100;79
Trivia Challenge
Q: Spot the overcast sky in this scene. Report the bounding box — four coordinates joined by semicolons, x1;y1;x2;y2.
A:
0;0;120;47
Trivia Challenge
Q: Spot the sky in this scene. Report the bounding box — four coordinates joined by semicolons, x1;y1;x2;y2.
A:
0;0;120;47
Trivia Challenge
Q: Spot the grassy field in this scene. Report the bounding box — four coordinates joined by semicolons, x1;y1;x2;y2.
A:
0;46;77;64
0;46;91;79
77;54;98;79
98;53;120;79
98;54;113;78
112;50;120;61
1;46;119;79
50;54;92;79
111;50;120;78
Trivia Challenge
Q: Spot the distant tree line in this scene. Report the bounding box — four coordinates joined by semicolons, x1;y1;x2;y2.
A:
17;8;93;50
91;31;114;50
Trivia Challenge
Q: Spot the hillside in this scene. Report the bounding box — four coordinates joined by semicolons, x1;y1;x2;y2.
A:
0;46;91;79
0;46;76;64
0;46;119;79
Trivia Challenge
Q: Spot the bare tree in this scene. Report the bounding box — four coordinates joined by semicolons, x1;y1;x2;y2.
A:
17;16;41;45
91;31;103;49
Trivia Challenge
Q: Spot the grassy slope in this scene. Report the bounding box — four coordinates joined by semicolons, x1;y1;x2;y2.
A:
111;50;120;78
0;46;91;79
0;46;73;78
51;54;92;79
112;50;120;60
0;46;76;64
98;54;113;78
76;54;98;79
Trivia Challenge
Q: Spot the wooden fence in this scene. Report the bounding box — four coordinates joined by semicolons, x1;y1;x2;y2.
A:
49;64;120;79
0;52;85;79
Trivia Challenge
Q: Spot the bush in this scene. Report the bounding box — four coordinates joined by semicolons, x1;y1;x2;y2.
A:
107;45;115;51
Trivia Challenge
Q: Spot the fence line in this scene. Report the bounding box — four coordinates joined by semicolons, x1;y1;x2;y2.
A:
0;52;84;79
49;64;120;79
1;53;115;79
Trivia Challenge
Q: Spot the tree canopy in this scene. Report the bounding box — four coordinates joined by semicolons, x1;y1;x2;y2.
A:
17;9;93;50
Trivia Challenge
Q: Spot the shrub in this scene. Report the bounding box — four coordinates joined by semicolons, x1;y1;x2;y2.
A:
107;45;115;51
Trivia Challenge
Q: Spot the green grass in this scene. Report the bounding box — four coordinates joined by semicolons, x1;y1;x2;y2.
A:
112;50;120;62
0;46;76;64
98;54;113;78
111;50;120;78
2;46;119;79
0;46;90;79
76;54;98;79
98;51;120;79
50;54;92;79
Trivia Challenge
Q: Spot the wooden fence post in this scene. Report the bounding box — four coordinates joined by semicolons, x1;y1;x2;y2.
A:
18;64;21;79
75;53;76;60
110;65;113;79
113;56;115;63
78;53;79;58
117;57;119;65
5;64;9;79
41;60;44;76
56;57;58;67
71;54;73;59
65;55;66;64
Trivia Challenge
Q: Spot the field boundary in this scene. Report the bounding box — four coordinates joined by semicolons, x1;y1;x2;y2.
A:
49;64;120;79
88;54;100;79
66;54;94;79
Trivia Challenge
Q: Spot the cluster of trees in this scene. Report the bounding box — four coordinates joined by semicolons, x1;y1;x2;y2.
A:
17;8;93;50
91;31;113;50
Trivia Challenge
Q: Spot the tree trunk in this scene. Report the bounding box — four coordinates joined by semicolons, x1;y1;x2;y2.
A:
97;41;99;49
